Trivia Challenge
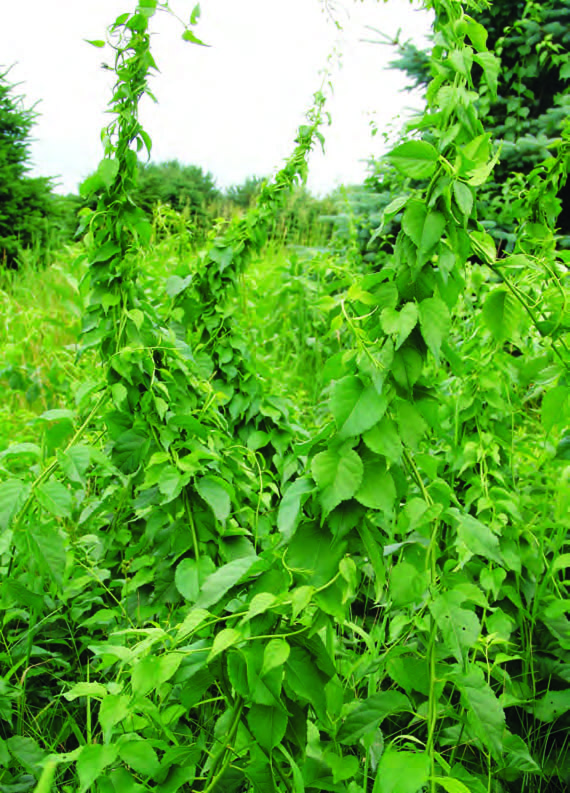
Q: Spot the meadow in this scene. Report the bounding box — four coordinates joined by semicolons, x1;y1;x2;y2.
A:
0;1;569;792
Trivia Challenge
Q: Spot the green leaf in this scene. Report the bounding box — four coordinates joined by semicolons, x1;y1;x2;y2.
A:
533;689;570;722
76;744;118;793
381;303;418;350
482;289;521;342
175;557;216;602
474;52;500;99
390;561;429;607
208;628;242;661
403;202;446;256
470;229;496;263
243;593;277;622
419;297;451;362
453;663;505;756
330;376;388;438
157;465;185;503
64;682;107;701
119;740;160;777
86;39;106;48
113;431;150;474
29;525;67;585
363;417;402;464
190;3;201;25
464;15;488;51
131;653;182;697
262;639;290;676
285;647;328;721
247;705;287;751
450;509;502;565
6;736;45;774
182;28;208;46
429;591;481;663
58;445;91;484
0;478;29;530
373;750;430;793
196;475;231;522
453;181;474;218
277;477;314;541
195;556;257;609
177;607;211;638
36;481;72;518
355;459;396;513
388;140;439;179
99;695;130;742
433;778;472;793
338;691;410;744
541;387;570;432
311;447;364;516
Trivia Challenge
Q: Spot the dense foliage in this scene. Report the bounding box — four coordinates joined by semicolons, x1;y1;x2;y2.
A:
0;71;59;266
0;2;569;793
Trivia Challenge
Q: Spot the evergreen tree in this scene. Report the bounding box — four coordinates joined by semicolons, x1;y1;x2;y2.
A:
0;70;55;267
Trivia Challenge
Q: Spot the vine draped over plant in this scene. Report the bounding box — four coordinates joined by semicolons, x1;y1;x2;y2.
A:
0;1;568;793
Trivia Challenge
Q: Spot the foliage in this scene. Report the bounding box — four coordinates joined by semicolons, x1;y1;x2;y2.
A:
0;71;67;267
0;2;569;793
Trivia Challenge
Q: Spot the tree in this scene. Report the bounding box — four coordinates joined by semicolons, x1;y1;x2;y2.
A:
0;69;55;267
384;0;570;247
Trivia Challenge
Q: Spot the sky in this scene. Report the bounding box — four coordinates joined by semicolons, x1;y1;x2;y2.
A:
1;0;433;196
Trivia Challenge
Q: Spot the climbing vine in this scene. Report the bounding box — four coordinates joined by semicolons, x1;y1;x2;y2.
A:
0;1;568;793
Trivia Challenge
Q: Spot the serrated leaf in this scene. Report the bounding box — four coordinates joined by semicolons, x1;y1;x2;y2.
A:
363;417;402;464
452;181;474;218
373;750;429;793
311;448;364;516
0;478;29;530
177;607;211;638
403;202;446;257
119;740;160;777
36;481;72;518
113;430;149;474
419;297;451;362
429;590;481;663
64;682;107;701
453;663;505;756
330;376;388;438
76;744;118;793
381;303;418;349
388;140;439;179
450;509;502;565
58;445;91;484
338;691;410;744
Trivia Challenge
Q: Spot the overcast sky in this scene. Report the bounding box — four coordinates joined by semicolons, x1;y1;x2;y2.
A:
1;0;432;196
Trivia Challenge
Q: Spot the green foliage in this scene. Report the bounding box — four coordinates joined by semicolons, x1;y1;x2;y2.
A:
0;2;569;793
0;71;69;267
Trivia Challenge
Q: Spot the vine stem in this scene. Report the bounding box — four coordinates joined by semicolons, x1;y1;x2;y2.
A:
200;698;244;793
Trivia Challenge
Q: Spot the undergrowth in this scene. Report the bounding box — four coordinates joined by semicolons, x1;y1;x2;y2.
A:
0;2;569;793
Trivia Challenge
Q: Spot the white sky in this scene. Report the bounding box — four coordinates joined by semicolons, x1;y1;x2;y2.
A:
1;0;432;196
